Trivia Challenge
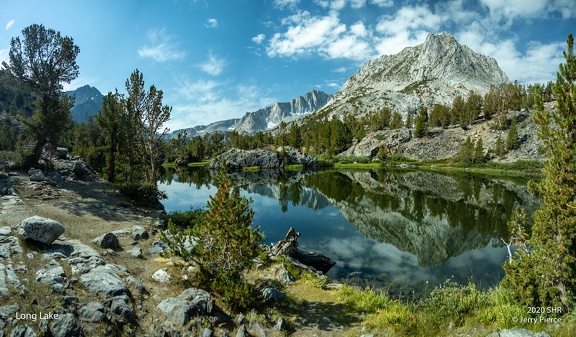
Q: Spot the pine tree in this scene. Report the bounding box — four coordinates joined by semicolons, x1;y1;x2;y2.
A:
414;105;428;138
474;138;484;164
405;108;414;128
494;136;504;158
391;111;403;129
162;169;263;311
502;34;576;311
506;116;519;150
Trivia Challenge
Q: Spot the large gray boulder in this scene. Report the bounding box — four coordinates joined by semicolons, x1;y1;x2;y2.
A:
157;288;214;326
79;265;130;297
19;216;65;245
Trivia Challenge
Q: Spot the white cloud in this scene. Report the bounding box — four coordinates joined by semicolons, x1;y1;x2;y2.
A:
370;0;393;7
376;5;442;36
167;77;278;130
274;0;300;9
480;0;575;20
333;67;347;72
266;10;377;60
252;33;266;44
456;30;564;84
0;49;9;65
198;52;227;76
267;11;346;58
138;28;186;62
5;19;15;30
205;18;218;28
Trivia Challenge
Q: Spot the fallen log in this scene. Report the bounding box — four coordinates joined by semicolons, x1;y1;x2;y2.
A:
268;227;336;274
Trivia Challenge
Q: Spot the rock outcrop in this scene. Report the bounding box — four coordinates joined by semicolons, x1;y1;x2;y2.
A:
209;146;317;169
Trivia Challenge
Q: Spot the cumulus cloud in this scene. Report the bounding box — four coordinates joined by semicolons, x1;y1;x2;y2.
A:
205;18;218;28
5;19;15;30
138;28;185;62
167;77;277;130
266;10;377;60
198;51;227;76
252;33;266;44
274;0;300;9
480;0;575;20
457;30;564;84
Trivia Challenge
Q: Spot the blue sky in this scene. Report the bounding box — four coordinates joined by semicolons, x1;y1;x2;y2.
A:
1;0;574;130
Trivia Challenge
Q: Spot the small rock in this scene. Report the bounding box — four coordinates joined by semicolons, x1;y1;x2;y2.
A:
125;276;150;296
78;301;107;323
29;171;45;182
148;240;168;255
261;287;286;302
19;216;65;245
152;268;172;283
8;325;37;337
127;247;142;258
248;321;267;337
50;313;83;337
200;328;213;337
98;233;120;250
132;226;149;241
274;317;284;331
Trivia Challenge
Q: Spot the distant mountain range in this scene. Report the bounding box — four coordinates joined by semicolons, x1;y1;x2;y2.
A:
65;85;103;123
169;89;332;138
65;33;509;135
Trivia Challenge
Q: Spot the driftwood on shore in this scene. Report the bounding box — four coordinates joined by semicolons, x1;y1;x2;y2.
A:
268;227;336;274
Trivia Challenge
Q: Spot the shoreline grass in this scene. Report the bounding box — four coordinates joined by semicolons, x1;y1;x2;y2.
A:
187;160;211;167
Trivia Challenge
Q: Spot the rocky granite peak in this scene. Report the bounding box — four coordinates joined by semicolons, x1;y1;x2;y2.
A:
320;32;509;121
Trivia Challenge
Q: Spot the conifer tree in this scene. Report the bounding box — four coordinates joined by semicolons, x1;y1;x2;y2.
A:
474;138;484;164
414;105;428;138
405;108;413;128
506;116;519;150
502;34;576;311
494;136;504;158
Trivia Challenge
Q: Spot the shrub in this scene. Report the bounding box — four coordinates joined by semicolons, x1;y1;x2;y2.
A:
166;208;204;229
161;169;264;312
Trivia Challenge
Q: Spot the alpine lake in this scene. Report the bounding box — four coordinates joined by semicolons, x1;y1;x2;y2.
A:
158;167;540;298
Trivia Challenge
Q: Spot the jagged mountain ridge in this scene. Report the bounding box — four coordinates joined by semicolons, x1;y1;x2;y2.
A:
65;85;104;123
170;89;332;138
317;32;509;121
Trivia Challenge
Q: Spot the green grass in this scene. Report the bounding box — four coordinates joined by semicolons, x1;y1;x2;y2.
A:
333;281;572;336
333;162;383;169
242;166;260;172
187;160;211;167
285;164;304;170
161;162;178;168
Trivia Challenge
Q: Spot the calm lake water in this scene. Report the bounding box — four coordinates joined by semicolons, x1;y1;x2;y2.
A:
158;168;540;296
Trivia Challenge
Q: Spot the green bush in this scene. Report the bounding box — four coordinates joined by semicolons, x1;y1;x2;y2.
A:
116;182;167;205
417;280;485;325
166;209;204;228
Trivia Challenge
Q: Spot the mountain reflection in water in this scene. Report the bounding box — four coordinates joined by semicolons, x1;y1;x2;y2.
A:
159;168;540;296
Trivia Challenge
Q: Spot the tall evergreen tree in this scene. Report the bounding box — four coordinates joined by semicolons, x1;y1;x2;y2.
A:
414;105;428;138
503;34;576;311
506;116;519;150
2;24;80;165
96;90;123;182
